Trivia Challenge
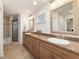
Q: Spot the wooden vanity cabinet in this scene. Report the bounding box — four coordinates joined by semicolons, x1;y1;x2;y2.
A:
31;38;40;59
23;34;79;59
40;41;63;59
23;34;32;51
23;34;40;59
40;40;79;59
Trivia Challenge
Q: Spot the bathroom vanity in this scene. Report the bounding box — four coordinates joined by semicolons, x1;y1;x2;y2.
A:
23;32;79;59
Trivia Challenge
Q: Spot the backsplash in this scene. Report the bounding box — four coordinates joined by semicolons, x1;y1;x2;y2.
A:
32;32;79;42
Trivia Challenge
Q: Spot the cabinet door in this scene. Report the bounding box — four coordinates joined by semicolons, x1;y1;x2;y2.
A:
27;37;31;50
51;53;64;59
29;37;32;52
40;46;63;59
31;38;40;59
40;46;53;59
25;37;30;48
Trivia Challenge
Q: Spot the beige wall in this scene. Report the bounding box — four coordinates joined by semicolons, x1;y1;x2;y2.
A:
3;16;10;38
3;16;11;44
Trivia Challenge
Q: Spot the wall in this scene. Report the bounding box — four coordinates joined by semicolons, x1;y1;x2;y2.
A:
27;3;51;33
3;16;10;38
3;16;11;44
19;13;28;44
18;3;51;44
0;0;3;57
34;3;50;33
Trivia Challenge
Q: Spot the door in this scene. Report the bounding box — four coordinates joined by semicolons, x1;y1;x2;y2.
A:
12;20;18;42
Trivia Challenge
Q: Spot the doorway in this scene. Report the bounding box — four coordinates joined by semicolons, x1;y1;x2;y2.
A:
12;20;18;42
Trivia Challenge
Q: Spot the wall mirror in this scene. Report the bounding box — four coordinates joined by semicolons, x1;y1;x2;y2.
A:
51;2;74;34
29;18;34;32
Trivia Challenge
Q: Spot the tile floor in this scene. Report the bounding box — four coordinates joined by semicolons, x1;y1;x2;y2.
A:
0;43;35;59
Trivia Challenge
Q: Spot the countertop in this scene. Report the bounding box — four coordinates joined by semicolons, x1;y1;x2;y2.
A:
25;33;79;56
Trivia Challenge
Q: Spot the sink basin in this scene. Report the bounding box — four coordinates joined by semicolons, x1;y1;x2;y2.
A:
48;38;70;45
25;33;31;35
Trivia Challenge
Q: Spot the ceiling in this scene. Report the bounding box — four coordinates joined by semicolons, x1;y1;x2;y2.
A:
3;0;48;16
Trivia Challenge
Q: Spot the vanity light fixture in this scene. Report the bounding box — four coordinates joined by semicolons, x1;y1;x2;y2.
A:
33;1;37;6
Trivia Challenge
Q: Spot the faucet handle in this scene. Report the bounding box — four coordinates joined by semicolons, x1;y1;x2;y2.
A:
54;34;65;39
58;35;64;39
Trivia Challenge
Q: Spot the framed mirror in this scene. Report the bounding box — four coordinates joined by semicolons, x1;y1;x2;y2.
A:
29;18;34;32
50;2;74;34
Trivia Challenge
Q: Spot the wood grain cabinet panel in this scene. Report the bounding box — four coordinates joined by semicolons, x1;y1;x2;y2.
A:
23;34;40;59
40;46;63;59
25;37;29;48
40;46;52;59
30;38;40;59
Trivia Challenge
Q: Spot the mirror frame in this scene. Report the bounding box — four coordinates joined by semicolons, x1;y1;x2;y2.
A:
50;0;76;35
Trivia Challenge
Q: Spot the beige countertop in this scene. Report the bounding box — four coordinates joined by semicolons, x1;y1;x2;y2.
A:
25;33;79;56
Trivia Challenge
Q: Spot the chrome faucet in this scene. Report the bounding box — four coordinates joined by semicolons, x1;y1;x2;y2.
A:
55;34;64;39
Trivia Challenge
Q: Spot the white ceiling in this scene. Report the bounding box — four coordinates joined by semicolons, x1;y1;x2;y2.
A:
3;0;48;16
